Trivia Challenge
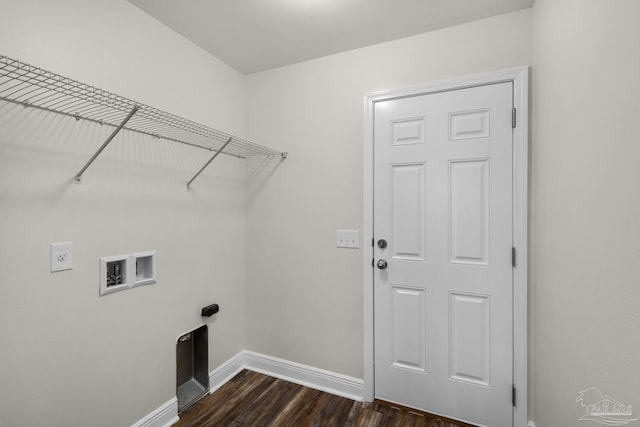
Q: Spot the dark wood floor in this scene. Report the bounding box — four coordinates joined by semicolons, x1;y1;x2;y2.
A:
174;369;476;427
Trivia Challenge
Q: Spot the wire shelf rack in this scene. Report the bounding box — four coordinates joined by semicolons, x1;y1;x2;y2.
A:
0;55;287;187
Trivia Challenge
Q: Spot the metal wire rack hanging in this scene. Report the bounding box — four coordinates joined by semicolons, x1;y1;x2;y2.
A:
0;54;287;188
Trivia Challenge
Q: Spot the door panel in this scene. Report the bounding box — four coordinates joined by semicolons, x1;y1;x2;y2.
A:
449;159;490;265
390;285;427;372
449;292;491;386
391;163;426;260
449;108;490;140
391;117;427;145
373;82;513;427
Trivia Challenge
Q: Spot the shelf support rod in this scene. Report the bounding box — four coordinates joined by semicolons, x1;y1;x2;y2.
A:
75;105;139;183
187;137;233;190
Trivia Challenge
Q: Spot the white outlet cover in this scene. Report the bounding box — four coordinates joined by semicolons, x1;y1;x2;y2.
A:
51;242;73;272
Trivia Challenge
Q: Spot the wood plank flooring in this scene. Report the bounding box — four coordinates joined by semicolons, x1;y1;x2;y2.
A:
174;370;476;427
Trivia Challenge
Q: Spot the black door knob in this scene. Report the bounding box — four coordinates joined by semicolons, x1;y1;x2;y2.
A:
377;259;388;270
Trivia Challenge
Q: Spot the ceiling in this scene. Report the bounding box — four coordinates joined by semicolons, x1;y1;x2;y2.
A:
128;0;534;75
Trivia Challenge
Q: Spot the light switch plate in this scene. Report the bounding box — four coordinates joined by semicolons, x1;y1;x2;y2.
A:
336;230;360;249
51;242;73;272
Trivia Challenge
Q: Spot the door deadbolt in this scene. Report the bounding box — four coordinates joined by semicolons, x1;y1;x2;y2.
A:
377;259;388;270
377;239;387;249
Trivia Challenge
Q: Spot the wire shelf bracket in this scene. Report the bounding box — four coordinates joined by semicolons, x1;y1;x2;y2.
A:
75;105;139;183
187;136;232;190
0;54;287;187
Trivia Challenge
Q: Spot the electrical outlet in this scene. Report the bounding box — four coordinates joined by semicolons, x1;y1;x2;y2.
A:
51;242;73;272
336;230;360;249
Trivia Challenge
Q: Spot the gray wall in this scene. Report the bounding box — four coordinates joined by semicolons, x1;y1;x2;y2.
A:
531;0;640;425
0;1;248;426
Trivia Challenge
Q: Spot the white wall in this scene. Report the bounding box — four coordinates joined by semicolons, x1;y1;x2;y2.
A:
245;9;532;379
0;1;248;426
531;0;640;425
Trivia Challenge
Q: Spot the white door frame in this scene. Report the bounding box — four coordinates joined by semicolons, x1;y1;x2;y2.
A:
363;66;529;426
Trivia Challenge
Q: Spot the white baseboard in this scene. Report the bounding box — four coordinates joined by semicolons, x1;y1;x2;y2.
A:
133;350;364;427
130;397;178;427
241;350;364;401
208;351;246;394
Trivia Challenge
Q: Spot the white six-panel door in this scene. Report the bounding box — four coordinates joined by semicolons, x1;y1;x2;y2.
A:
373;82;514;427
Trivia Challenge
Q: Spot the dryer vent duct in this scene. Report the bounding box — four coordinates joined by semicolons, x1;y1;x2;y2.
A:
176;325;208;414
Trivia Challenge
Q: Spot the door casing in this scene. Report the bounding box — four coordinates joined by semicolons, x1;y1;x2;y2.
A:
363;67;529;427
